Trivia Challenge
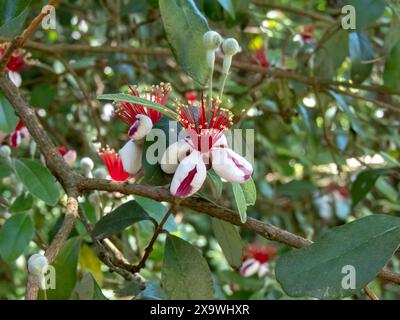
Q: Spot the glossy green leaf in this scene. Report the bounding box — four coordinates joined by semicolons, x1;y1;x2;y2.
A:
349;32;374;84
92;200;155;239
241;177;257;206
0;92;19;134
46;237;81;300
0;0;30;37
70;273;107;300
232;183;247;223
0;213;34;262
14;159;60;206
345;0;385;30
162;234;213;299
315;29;349;80
276;215;400;299
351;168;392;206
211;218;244;268
97;93;177;119
159;0;210;85
217;0;235;19
135;195;177;232
384;42;400;92
9;193;34;213
384;12;400;54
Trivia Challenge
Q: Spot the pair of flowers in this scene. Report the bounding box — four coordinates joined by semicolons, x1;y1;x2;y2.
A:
98;83;253;198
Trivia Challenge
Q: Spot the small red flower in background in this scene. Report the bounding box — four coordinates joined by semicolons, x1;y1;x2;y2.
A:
299;24;315;43
58;146;77;166
9;119;30;148
98;146;130;182
240;243;277;277
327;182;349;199
253;47;270;69
0;43;35;87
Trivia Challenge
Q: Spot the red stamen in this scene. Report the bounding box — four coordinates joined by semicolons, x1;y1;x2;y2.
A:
98;147;130;182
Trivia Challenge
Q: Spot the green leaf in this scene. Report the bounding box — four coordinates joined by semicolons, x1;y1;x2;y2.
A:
0;213;34;262
232;183;247;223
315;29;349;80
0;91;19;134
349;32;374;84
384;42;400;92
9;193;34;213
92;200;155;239
351;168;392;206
30;84;57;109
46;237;81;300
141;116;180;185
162;234;213;299
345;0;385;30
97;93;177;119
14;159;61;206
330;91;364;136
276;214;400;299
159;0;210;85
135;195;177;232
71;273;107;300
211;218;244;268
217;0;235;19
384;12;400;54
0;0;30;37
198;170;223;203
241;177;257;206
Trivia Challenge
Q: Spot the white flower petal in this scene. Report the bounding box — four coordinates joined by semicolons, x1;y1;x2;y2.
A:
257;263;269;277
8;71;22;87
63;150;77;167
170;150;206;198
214;133;228;147
118;140;143;175
161;139;192;174
211;147;253;183
128;114;153;141
240;258;260;277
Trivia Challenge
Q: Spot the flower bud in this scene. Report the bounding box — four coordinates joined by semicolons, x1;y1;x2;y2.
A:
80;157;94;177
28;254;48;276
93;167;108;179
203;31;222;50
0;145;11;158
222;38;240;56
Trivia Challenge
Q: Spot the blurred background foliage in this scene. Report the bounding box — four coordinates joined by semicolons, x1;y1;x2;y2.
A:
1;0;400;300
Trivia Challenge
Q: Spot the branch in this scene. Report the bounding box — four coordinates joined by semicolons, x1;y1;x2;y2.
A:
77;178;400;285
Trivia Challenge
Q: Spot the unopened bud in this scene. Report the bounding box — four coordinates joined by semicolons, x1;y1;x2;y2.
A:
28;254;48;275
203;31;222;50
222;38;240;56
93;167;107;179
80;157;94;176
0;145;11;158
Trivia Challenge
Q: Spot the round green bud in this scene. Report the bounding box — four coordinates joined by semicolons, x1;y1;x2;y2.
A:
222;38;240;56
203;31;222;50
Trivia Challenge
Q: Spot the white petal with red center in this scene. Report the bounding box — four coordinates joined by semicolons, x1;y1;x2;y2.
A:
211;147;253;183
118;140;143;175
8;71;22;87
161;139;192;174
240;258;260;277
63;150;77;166
128;114;153;141
170;150;206;198
9;131;21;148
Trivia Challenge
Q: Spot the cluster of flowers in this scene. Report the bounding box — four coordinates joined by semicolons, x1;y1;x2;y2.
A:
240;243;277;278
99;31;253;198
